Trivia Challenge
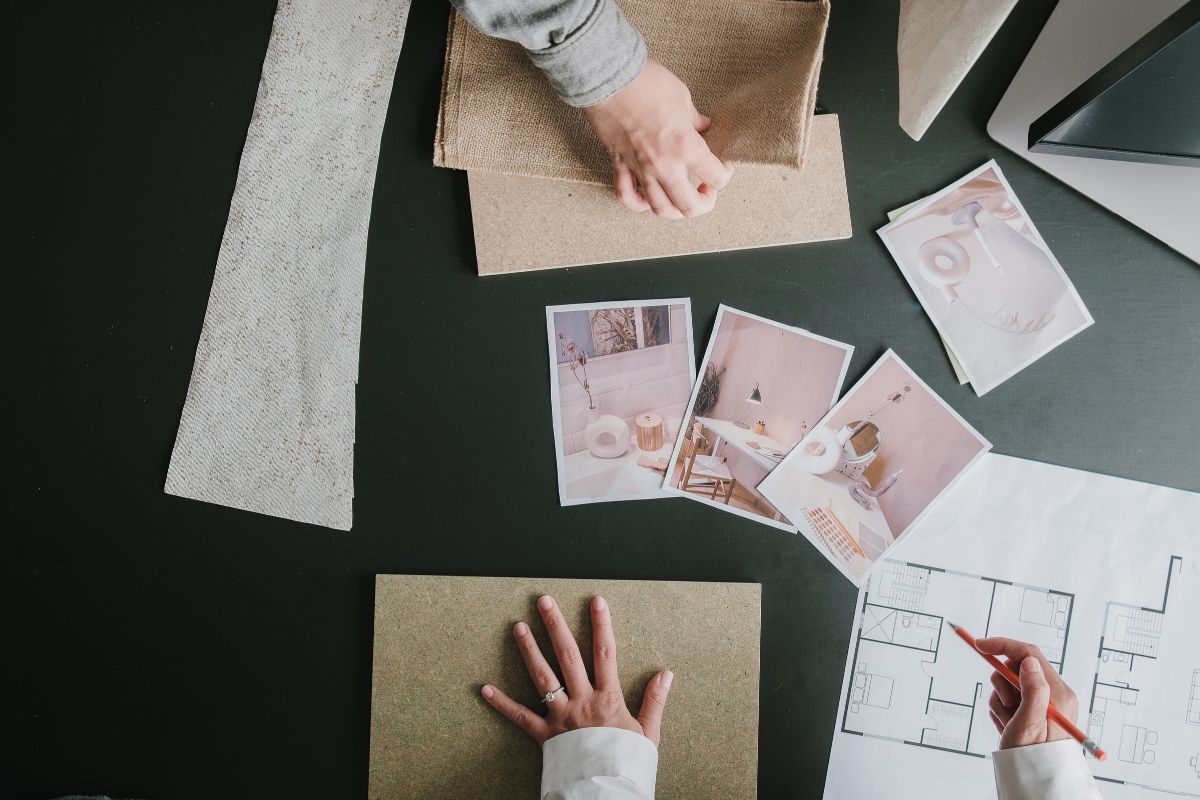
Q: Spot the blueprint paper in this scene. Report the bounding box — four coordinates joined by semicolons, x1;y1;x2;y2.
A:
165;0;411;530
824;453;1200;799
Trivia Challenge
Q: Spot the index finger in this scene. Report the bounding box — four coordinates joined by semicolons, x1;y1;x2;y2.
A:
688;147;732;191
537;595;592;696
591;595;619;690
975;637;1064;688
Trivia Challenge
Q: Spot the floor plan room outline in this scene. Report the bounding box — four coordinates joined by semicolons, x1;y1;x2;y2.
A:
842;559;1075;760
1087;555;1200;798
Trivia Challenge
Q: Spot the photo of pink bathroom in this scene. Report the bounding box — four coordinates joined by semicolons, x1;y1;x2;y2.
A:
547;300;695;505
662;306;853;531
760;350;991;585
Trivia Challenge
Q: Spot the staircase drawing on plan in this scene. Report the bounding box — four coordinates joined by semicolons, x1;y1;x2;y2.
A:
842;559;1074;759
1087;555;1200;797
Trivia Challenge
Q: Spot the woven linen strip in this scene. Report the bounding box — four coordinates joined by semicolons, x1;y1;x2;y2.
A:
435;0;830;184
165;0;411;530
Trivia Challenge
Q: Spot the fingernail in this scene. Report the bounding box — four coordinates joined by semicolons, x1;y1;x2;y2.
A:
538;595;554;610
482;684;494;699
1022;657;1041;673
514;621;529;636
663;670;674;688
593;596;607;611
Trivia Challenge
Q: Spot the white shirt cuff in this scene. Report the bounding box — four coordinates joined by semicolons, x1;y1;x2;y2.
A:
542;727;658;800
992;739;1103;800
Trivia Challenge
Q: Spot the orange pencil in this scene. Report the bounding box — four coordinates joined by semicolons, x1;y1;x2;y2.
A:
945;620;1107;761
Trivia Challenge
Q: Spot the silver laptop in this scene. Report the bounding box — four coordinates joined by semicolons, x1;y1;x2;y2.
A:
988;0;1199;264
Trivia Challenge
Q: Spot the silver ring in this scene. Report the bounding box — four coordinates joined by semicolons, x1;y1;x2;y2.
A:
541;686;567;704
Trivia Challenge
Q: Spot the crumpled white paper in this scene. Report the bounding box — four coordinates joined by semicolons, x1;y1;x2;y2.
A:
165;0;411;530
897;0;1018;140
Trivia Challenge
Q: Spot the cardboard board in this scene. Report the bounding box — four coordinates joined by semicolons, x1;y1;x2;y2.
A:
368;575;761;799
468;114;851;275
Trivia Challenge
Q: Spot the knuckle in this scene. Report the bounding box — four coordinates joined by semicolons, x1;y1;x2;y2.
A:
557;648;581;668
598;689;625;712
512;707;533;729
596;643;616;662
535;668;558;688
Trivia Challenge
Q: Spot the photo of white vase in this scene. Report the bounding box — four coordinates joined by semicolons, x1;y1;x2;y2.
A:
916;202;1062;335
878;161;1093;396
585;409;630;459
547;300;697;506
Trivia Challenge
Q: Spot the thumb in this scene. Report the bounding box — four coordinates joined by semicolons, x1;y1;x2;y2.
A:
1008;657;1051;743
638;670;674;747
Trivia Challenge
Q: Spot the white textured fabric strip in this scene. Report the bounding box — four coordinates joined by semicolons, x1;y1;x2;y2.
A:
165;0;411;530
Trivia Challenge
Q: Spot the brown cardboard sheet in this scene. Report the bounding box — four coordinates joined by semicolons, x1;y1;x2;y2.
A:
368;575;761;799
436;0;830;184
468;114;850;275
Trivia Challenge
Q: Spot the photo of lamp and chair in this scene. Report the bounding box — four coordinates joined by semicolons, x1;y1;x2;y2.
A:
760;351;991;584
663;306;854;531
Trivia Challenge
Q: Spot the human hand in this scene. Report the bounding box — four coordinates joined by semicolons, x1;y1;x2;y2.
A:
977;636;1079;749
582;59;732;219
480;594;673;746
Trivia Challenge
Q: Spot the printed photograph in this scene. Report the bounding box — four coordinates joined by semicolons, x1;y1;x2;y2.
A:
661;305;853;531
547;300;695;505
878;160;1093;396
759;350;991;585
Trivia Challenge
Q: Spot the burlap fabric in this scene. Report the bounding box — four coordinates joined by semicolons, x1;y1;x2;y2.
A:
435;0;830;185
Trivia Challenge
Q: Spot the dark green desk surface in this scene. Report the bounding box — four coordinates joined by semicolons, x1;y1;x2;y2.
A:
7;2;1198;798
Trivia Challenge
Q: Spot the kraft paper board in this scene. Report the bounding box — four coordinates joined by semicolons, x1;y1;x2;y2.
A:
368;575;761;799
468;114;850;275
436;0;830;184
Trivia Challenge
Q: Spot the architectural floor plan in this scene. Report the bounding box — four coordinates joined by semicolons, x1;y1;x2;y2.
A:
842;559;1074;758
1088;555;1200;795
822;453;1200;800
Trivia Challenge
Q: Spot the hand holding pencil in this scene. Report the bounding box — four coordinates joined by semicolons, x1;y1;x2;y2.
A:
946;625;1107;760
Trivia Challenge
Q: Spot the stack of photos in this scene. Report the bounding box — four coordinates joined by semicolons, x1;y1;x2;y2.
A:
547;300;696;505
759;350;991;585
661;306;854;531
878;160;1093;396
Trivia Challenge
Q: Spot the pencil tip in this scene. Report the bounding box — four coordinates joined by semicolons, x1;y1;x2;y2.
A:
944;620;957;630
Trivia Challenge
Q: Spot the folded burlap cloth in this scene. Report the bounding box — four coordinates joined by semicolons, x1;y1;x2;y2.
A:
435;0;830;185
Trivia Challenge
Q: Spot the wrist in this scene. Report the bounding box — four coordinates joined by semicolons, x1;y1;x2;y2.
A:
526;0;647;108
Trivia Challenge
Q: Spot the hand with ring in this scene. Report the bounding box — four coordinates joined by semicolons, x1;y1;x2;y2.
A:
480;594;674;747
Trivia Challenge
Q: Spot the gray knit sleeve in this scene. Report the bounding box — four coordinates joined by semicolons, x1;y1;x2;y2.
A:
448;0;647;107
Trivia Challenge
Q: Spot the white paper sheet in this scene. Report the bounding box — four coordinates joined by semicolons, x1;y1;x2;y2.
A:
164;0;411;530
824;453;1200;799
